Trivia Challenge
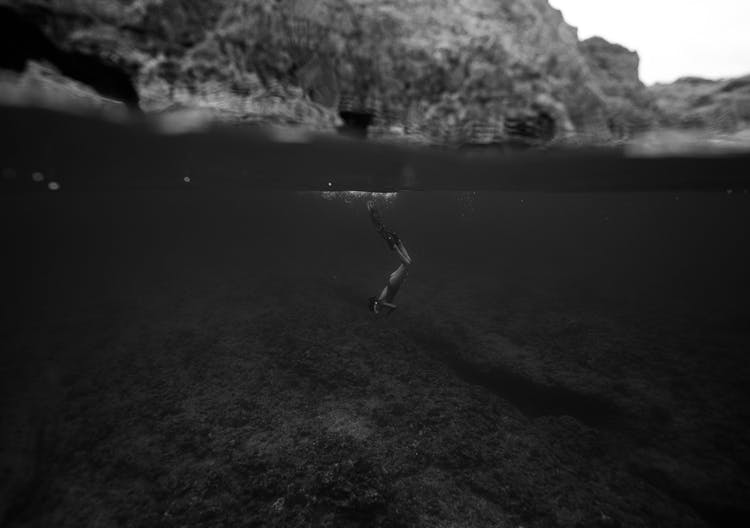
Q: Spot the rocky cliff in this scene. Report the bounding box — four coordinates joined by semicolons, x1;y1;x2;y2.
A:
648;75;750;132
580;37;642;96
0;0;661;143
577;36;657;138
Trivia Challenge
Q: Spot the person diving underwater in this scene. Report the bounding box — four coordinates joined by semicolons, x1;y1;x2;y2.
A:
367;200;412;316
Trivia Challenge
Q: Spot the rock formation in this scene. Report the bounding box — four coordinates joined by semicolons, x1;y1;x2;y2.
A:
580;36;642;96
577;36;658;138
649;74;750;132
0;0;703;144
0;5;140;109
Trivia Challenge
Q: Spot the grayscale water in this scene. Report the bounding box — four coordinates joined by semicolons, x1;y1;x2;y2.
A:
2;185;749;527
1;106;750;526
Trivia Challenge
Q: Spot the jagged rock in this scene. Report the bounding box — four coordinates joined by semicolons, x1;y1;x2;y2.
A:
0;4;140;110
580;36;643;96
0;61;130;114
578;36;658;138
649;74;750;132
0;0;664;141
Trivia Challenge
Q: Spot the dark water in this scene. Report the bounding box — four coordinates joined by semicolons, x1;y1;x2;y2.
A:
2;188;750;526
6;190;749;319
2;106;750;526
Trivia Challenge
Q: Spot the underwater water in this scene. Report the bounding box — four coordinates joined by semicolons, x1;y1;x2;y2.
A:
2;108;750;527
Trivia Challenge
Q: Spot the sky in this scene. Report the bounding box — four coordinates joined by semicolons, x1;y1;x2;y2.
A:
548;0;750;85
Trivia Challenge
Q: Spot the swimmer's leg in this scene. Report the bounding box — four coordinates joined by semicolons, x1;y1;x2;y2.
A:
394;240;412;266
378;285;389;301
368;200;401;250
387;264;408;296
367;200;385;231
377;264;408;303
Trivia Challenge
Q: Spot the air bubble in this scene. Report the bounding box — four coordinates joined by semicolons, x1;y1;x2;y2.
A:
184;176;191;183
48;182;60;191
327;182;332;187
32;172;44;182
